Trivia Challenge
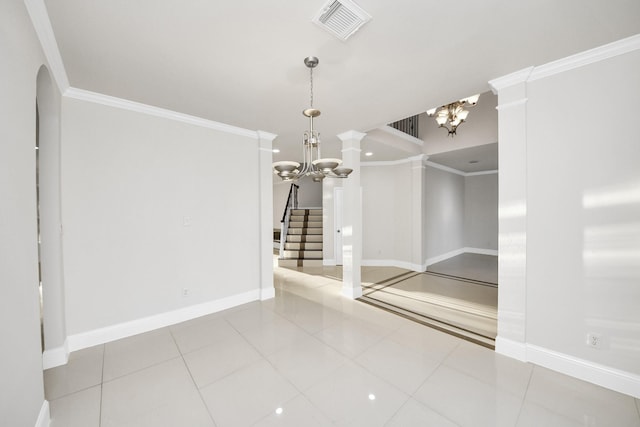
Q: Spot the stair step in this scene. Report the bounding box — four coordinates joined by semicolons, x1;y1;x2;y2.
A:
291;209;322;216
288;228;323;235
287;235;322;243
278;259;324;268
289;221;322;228
290;215;322;221
282;250;323;259
285;242;322;250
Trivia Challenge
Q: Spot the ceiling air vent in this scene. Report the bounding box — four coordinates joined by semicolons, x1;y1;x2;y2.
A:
312;0;372;41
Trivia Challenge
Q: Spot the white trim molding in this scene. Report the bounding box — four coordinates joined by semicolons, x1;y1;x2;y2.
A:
527;344;640;399
323;259;337;266
24;0;70;93
35;400;50;427
425;248;465;268
362;259;423;272
64;88;260;139
529;34;640;82
341;285;363;299
489;67;534;94
337;130;367;142
496;337;640;398
67;289;260;353
464;247;498;256
466;169;498;177
42;339;69;369
260;288;275;301
495;336;527;362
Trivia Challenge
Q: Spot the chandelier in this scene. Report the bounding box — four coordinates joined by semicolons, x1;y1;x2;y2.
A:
272;57;352;182
427;94;480;136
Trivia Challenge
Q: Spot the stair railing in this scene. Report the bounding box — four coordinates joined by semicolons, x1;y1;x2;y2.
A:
279;183;299;258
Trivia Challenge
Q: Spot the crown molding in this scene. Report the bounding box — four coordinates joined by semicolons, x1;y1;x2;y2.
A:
64;87;260;139
361;157;413;167
425;160;466;176
529;34;640;82
490;35;640;93
467;169;498;176
337;130;367;142
378;125;424;146
257;130;278;142
24;0;70;92
489;67;534;94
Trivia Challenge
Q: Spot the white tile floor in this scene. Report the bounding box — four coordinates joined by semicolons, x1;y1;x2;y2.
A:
45;262;640;426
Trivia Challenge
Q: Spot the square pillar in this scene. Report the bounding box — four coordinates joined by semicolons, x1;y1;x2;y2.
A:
258;131;277;300
337;130;366;299
489;68;533;360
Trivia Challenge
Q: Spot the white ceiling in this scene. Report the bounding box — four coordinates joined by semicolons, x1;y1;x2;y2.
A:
44;0;640;163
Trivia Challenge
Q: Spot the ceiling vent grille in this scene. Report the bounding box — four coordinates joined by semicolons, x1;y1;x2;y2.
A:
312;0;372;41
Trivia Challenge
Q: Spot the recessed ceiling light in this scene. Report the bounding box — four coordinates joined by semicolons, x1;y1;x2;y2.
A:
365;152;373;156
272;149;280;153
275;407;283;415
469;160;479;164
368;393;376;400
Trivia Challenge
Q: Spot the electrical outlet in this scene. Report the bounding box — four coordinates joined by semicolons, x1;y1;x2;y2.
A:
586;333;602;349
181;288;190;297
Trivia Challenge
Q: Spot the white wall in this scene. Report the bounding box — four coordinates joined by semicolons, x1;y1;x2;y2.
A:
0;0;49;424
361;163;413;264
61;97;262;336
492;37;640;396
424;165;465;262
464;173;498;250
525;49;640;376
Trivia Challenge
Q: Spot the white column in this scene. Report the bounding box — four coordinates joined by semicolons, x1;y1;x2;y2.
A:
410;154;427;271
337;130;366;299
489;67;533;360
258;131;277;300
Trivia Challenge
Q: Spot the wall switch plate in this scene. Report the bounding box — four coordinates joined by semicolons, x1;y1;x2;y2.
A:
181;288;190;297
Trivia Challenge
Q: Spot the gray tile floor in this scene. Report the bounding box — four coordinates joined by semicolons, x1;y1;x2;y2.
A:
44;260;640;426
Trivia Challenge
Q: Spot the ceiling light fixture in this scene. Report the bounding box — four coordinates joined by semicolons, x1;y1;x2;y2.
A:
427;94;480;137
272;57;352;182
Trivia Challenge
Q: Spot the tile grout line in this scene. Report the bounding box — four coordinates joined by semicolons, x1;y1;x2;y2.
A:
167;326;219;427
511;362;535;426
99;344;105;427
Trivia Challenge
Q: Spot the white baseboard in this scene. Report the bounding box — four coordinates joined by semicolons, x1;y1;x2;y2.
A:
495;336;527;361
260;287;275;300
361;259;423;272
42;339;69;369
35;400;50;427
527;344;640;399
424;248;465;267
496;336;640;398
464;247;498;256
323;259;336;266
424;247;498;268
67;289;260;353
341;285;363;299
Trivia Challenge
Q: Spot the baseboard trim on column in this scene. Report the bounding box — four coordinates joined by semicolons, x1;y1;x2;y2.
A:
341;285;362;299
42;339;69;369
35;400;50;427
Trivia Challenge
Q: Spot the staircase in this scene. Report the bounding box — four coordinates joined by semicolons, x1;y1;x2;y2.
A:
278;208;323;267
